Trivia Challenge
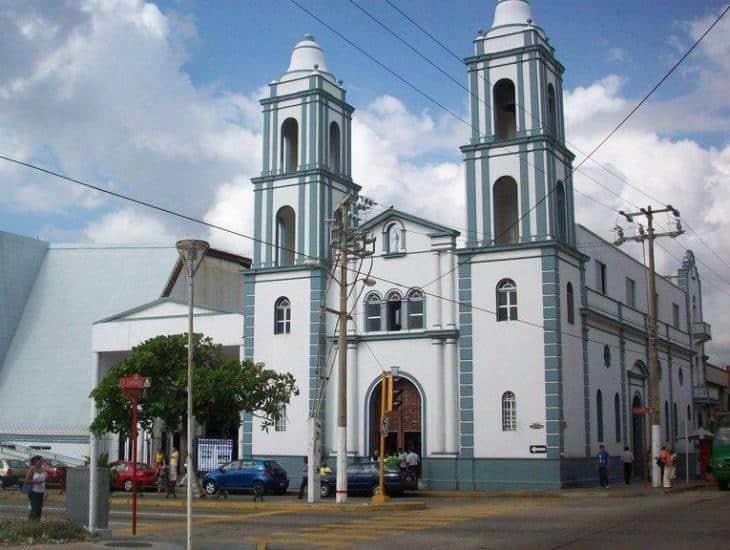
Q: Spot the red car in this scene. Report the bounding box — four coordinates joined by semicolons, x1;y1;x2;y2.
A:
109;461;158;492
39;459;67;487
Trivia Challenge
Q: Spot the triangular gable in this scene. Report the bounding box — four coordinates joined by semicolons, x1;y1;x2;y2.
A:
94;298;237;324
359;207;459;237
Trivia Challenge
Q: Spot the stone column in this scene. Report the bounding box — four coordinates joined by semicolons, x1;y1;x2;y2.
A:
441;250;456;328
432;250;442;329
444;338;458;453
347;342;359;454
431;339;445;453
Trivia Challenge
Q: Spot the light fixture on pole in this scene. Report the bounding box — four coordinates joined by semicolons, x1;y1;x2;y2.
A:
175;239;209;550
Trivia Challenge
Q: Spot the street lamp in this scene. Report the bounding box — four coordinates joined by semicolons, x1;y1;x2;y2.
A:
175;239;209;550
118;373;150;536
372;366;400;505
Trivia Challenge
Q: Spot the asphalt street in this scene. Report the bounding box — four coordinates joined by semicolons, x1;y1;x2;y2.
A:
0;489;727;549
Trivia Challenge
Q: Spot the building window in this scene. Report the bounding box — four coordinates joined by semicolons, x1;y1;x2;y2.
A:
555;181;567;242
664;401;670;441
546;83;556;136
275;206;296;267
625;277;636;308
275;404;287;432
678;367;684;386
496;279;518;322
596;390;604;442
493;176;519;245
596;261;607;294
502;391;517;431
280;118;299;173
566;282;575;324
603;345;611;368
386;291;402;331
614;393;621;443
365;293;382;332
672;303;680;329
274;297;291;334
328;121;340;173
494;79;516;140
406;289;424;330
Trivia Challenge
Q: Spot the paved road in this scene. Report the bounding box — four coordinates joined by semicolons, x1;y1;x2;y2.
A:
1;489;727;548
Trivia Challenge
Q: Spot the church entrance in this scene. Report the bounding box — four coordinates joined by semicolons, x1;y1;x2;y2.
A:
632;394;645;480
369;377;422;457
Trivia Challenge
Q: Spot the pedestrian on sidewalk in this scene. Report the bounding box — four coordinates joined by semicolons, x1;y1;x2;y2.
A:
597;444;610;488
406;449;420;479
169;447;179;492
660;445;674;494
297;456;308;499
23;456;47;521
622;446;634;485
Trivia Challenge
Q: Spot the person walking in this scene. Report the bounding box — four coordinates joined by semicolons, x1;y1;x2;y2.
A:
297;456;308;499
168;447;179;493
23;456;47;521
622;446;635;485
406;449;420;478
597;444;610;488
657;445;667;488
660;445;674;494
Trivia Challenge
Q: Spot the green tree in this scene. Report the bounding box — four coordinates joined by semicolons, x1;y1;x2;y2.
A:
90;334;298;439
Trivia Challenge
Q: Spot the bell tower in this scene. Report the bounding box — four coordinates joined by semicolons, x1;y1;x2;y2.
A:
461;0;576;248
252;35;359;268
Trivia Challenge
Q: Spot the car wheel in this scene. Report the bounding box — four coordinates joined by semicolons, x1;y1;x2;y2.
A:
253;480;265;496
123;480;133;492
320;483;331;498
204;480;218;495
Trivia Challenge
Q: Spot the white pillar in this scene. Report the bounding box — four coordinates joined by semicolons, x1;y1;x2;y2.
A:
444;339;458;453
431;340;445;453
88;352;100;533
347;342;358;453
432;251;442;329
441;250;456;328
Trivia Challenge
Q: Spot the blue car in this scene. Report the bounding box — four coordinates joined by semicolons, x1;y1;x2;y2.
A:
202;459;289;496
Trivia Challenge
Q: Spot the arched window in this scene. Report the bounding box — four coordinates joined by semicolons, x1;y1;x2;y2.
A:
502;391;517;431
496;278;518;322
673;403;678;439
493;176;519;245
596;390;604;442
493;79;516;140
280;118;299;173
678;367;684;386
603;345;611;368
386;290;402;331
406;289;424;330
566;282;575;324
614;393;621;443
555;181;567;242
384;221;405;254
664;401;670;441
275;206;296;267
546;83;556;135
365;293;382;332
328;121;340;173
274;297;291;334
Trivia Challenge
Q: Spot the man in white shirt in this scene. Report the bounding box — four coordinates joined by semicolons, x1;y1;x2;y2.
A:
621;446;635;485
406;449;420;478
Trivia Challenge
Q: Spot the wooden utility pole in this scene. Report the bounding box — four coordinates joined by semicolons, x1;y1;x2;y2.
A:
615;205;683;488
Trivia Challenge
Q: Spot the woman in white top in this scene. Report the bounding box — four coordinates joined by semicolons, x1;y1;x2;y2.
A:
24;455;47;520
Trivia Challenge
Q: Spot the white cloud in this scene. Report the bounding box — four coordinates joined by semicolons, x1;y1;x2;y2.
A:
83;208;173;244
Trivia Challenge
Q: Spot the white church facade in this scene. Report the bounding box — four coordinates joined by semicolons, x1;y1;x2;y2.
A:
0;1;716;489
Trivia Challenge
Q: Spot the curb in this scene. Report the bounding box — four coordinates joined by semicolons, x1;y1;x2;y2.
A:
107;499;428;513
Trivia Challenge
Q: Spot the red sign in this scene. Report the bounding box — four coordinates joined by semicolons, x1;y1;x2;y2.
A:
119;374;148;402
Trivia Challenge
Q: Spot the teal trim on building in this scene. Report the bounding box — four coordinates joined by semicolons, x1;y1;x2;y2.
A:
309;179;318;259
528;56;539;134
457;256;474;458
535;148;547;237
542;249;563;458
483;64;492;137
516;53;526;132
253;188;263;267
580;261;591;456
518;145;531;240
619;327;628;446
242;272;256;457
470;70;479;140
480;155;491;244
262;108;271;173
265;182;273;267
271;108;279;175
465;153;478;247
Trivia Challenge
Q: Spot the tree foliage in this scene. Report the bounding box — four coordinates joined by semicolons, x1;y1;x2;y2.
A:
90;334;298;438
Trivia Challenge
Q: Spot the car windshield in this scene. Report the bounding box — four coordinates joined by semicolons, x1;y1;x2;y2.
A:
264;460;284;470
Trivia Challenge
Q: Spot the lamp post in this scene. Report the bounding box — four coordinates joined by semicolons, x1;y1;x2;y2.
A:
175;239;209;550
373;366;399;505
118;374;149;536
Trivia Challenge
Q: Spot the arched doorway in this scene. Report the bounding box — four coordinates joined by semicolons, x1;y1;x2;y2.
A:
632;393;645;480
369;377;422;457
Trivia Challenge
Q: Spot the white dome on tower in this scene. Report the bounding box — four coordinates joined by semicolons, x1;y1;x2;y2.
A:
492;0;533;28
280;34;336;82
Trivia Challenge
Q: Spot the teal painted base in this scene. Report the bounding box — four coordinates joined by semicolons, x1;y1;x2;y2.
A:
424;457;562;491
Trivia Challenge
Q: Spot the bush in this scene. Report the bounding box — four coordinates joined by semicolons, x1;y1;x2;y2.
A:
0;518;89;545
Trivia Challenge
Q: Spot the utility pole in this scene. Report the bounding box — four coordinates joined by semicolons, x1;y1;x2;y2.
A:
329;194;375;504
615;206;683;488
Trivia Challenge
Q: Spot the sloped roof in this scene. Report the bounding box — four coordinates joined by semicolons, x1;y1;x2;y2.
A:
359;207;459;237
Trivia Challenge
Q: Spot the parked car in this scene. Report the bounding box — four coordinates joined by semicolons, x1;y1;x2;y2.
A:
109;461;158;492
202;459;289;496
39;459;67;487
0;457;29;489
317;462;416;497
